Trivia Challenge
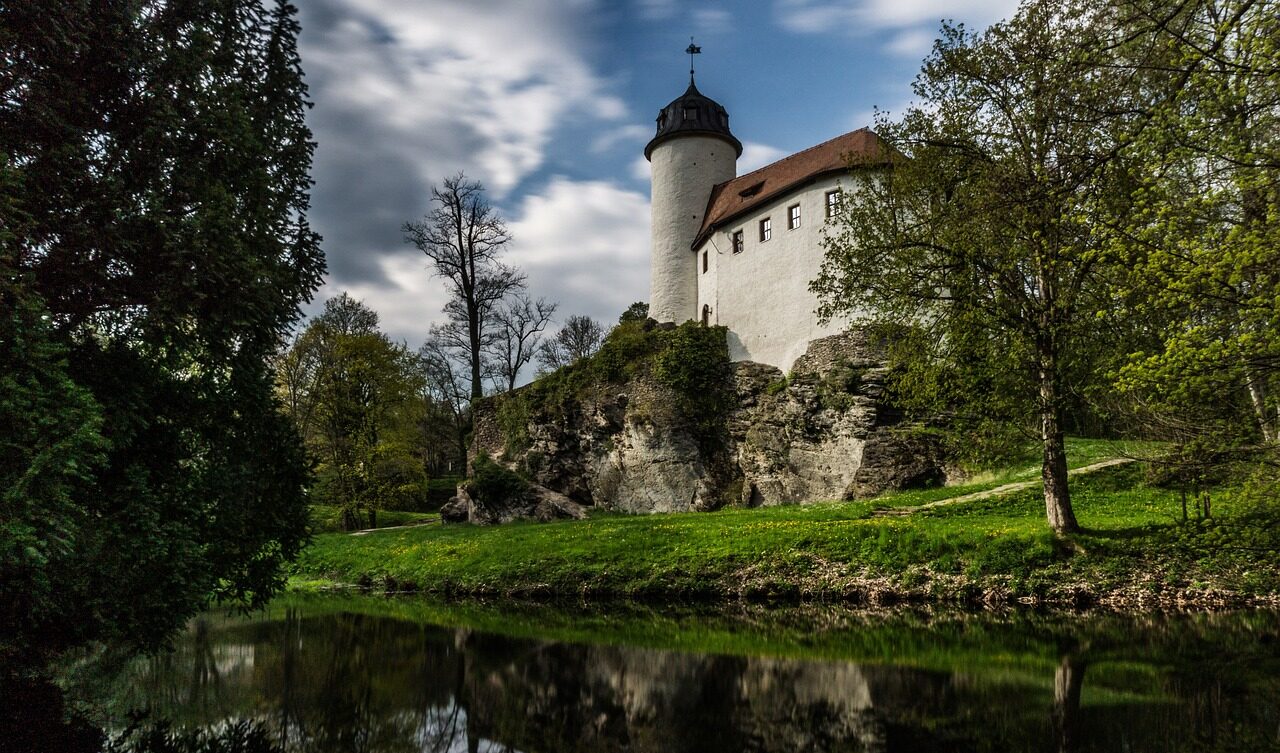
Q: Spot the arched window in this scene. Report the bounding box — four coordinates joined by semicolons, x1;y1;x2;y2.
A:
701;304;711;326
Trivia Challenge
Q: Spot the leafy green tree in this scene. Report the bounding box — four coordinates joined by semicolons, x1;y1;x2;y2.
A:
619;301;650;325
279;295;428;529
0;0;323;655
813;0;1145;533
1113;0;1280;447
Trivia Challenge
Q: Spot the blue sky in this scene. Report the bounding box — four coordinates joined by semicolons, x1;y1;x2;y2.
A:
296;0;1018;345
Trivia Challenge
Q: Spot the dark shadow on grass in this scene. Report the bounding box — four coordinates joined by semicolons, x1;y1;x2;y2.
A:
1075;523;1170;541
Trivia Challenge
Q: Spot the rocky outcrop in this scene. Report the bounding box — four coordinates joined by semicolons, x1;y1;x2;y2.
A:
468;328;948;519
448;476;588;526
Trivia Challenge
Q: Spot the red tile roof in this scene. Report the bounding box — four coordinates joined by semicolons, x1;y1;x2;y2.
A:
693;127;895;249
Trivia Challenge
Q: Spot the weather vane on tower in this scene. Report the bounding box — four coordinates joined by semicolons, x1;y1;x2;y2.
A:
686;37;701;84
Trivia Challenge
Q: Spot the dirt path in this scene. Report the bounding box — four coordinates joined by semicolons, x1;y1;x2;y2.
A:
872;457;1136;517
349;517;440;536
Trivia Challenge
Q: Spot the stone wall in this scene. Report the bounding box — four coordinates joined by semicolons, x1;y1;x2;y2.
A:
467;329;947;520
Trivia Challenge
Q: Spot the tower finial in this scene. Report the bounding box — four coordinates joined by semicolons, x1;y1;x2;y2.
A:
686;37;701;84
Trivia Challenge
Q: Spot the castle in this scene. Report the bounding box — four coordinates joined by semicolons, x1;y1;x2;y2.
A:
645;76;892;370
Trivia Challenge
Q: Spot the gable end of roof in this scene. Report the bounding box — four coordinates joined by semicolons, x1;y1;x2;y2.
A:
691;128;897;249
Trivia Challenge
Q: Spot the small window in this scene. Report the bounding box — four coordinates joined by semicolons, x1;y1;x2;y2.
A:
683;107;698;120
701;304;711;326
759;217;772;242
731;230;744;254
702;250;708;273
788;204;801;230
825;189;843;218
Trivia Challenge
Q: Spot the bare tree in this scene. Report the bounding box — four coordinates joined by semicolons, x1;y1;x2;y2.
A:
538;314;605;372
404;173;525;400
486;296;557;392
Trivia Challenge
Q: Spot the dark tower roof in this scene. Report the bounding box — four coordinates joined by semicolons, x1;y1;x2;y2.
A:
644;80;743;160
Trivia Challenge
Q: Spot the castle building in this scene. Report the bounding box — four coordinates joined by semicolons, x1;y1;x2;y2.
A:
645;77;892;371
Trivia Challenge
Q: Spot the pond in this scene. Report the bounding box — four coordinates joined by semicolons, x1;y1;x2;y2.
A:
63;595;1280;752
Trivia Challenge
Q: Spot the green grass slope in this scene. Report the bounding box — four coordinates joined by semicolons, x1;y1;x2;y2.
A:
291;439;1280;607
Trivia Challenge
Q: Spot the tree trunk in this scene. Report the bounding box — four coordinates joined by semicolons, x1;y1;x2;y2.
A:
1245;369;1276;443
469;350;482;400
1039;357;1079;534
468;313;483;401
1053;653;1087;753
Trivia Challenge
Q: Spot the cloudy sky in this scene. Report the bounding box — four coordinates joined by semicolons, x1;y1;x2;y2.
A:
295;0;1019;345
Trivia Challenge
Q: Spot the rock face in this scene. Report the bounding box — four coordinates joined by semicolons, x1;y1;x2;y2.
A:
469;328;947;518
449;479;588;526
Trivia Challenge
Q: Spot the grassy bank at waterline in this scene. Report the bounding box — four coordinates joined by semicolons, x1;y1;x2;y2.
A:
290;440;1280;608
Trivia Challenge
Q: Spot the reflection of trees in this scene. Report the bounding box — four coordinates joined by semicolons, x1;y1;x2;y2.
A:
1052;644;1087;753
272;612;464;753
188;619;223;711
80;608;1280;753
275;608;301;750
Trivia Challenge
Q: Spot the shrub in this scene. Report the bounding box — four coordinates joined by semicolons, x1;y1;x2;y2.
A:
469;452;530;506
652;323;733;450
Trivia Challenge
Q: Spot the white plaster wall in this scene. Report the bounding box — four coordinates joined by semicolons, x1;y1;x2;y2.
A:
697;174;866;371
649;136;737;323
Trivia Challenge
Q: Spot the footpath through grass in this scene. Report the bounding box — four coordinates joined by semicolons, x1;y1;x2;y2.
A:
308;504;437;534
291;439;1280;607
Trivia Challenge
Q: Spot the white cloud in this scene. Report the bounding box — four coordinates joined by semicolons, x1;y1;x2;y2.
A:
775;0;1016;31
312;255;451;347
773;0;1019;53
507;177;652;325
630;155;653;183
302;0;626;199
693;9;734;34
885;28;935;57
739;142;789;173
591;124;652;154
311;176;653;347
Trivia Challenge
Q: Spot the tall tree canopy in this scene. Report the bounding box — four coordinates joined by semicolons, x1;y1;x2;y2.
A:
277;295;429;529
0;0;323;656
1114;0;1280;448
814;0;1147;533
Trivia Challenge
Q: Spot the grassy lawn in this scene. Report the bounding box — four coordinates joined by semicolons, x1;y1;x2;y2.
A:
869;437;1165;509
291;438;1280;605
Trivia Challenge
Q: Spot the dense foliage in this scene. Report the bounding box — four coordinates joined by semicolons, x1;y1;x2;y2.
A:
276;295;439;529
1111;0;1280;450
815;0;1280;533
0;0;323;656
467;452;531;509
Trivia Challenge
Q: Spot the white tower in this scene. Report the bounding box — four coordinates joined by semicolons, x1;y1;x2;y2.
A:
645;78;741;323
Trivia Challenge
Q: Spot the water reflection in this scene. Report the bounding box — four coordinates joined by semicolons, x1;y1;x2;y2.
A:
77;603;1280;753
